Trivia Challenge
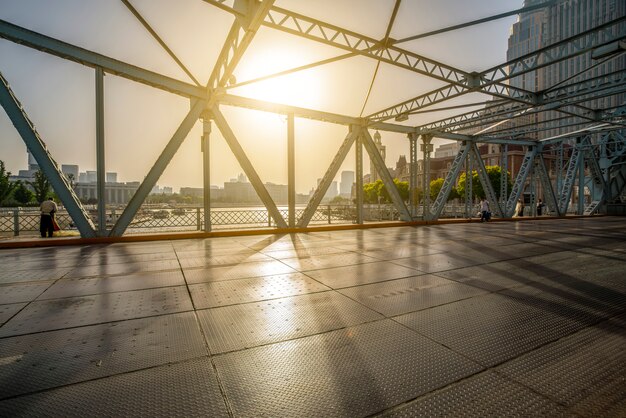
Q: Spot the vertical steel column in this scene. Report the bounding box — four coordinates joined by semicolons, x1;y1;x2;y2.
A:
557;141;563;199
355;131;363;224
202;119;211;232
421;134;433;220
578;144;586;215
96;67;106;236
408;133;418;218
500;144;508;205
287;113;295;228
464;145;473;218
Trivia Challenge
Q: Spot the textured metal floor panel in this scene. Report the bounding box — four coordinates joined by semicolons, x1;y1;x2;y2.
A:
339;275;488;317
261;245;353;259
359;245;443;261
0;268;71;284
37;269;186;300
0;286;193;337
0;312;208;399
0;303;26;325
184;260;296;284
197;291;383;353
280;252;380;271
395;292;593;367
178;251;272;268
76;250;179;266
496;319;626;416
392;252;499;273
65;259;181;279
189;272;330;309
0;357;228;418
377;370;567;417
304;261;422;289
0;282;52;304
213;319;483;417
174;246;254;258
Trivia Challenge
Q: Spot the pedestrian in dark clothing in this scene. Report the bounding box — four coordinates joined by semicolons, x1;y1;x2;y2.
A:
40;197;58;238
537;199;545;216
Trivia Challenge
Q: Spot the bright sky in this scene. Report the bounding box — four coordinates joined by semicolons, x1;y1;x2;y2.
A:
0;0;522;193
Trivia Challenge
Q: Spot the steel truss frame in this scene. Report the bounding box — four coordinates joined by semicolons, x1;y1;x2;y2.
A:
0;1;624;237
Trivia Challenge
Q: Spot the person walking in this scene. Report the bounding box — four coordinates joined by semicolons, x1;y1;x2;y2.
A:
39;196;58;238
480;198;491;222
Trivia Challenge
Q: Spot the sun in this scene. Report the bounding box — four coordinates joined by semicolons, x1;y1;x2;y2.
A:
230;49;324;109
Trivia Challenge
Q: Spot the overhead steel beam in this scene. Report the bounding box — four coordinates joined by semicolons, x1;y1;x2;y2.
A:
211;106;288;228
370;18;625;122
207;0;275;89
298;126;358;227
121;0;201;86
0;71;97;237
0;19;205;99
109;99;206;236
361;128;411;221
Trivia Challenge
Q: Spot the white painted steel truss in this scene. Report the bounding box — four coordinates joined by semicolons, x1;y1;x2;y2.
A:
0;1;625;237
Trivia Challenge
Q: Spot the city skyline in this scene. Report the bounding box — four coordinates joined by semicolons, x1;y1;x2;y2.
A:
0;0;520;194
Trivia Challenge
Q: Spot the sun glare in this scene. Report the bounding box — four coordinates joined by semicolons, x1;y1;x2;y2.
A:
233;50;323;109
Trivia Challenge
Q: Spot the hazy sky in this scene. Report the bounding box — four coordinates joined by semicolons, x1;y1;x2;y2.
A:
0;0;522;193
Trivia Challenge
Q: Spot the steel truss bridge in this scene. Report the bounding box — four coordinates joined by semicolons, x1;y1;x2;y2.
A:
1;0;625;238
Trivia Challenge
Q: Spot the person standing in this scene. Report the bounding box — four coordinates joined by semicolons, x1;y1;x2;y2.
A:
40;197;58;238
480;198;491;222
537;199;545;216
515;199;524;217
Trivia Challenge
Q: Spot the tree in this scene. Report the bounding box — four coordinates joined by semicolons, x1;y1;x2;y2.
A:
0;160;16;204
363;181;379;203
28;170;52;203
456;165;512;200
13;181;34;205
363;179;409;204
430;178;461;202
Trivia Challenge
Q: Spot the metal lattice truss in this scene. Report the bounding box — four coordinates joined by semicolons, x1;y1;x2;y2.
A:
1;1;625;237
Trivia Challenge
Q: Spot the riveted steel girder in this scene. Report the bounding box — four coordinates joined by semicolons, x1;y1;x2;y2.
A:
557;139;584;214
109;100;206;236
0;71;97;238
534;151;560;216
211;106;288;229
505;147;537;217
297;127;358;227
430;142;470;219
361;128;411;221
470;143;503;217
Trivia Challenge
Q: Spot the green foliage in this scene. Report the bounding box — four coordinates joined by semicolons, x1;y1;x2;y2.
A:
330;195;350;205
430;178;461;202
456;166;512;200
363;179;409;203
13;181;34;205
0;160;16;204
28;170;52;203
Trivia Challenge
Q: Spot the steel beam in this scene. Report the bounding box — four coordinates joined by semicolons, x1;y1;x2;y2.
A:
0;71;96;237
211;106;287;228
409;133;418;218
470;143;502;217
558;138;583;214
96;67;106;236
202;119;212;232
534;151;560;216
430;141;469;219
287;113;295;227
110;99;205;236
0;19;205;99
464;147;473;217
421;134;433;220
298;127;358;227
500;144;508;206
355;133;364;224
505;146;537;217
361;128;411;221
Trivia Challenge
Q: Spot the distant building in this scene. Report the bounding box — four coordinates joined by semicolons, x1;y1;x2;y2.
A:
369;131;386;182
340;171;354;197
106;172;117;183
61;165;79;180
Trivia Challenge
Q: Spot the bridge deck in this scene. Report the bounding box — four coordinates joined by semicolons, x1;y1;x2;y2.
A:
0;217;624;417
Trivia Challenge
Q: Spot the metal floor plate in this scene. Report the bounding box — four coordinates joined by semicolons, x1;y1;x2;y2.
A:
213;319;483;417
377;370;567;417
0;312;208;399
339;275;488;317
178;252;272;268
189;272;330;309
496;318;626;416
0;286;193;337
0;357;228;417
65;259;181;279
37;269;186;300
183;260;296;284
197;291;383;353
0;303;26;326
304;261;422;289
0;282;52;304
280;252;380;271
0;268;72;284
392;252;499;274
395;291;595;367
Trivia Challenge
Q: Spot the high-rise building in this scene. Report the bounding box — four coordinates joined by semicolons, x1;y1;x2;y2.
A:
27;149;39;171
340;171;354;197
106;172;117;183
507;0;626;139
370;131;386;182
